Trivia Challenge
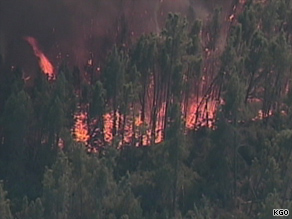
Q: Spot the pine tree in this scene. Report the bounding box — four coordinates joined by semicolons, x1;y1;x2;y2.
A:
165;103;185;217
131;34;157;145
103;46;127;140
17;197;44;219
0;181;13;219
1;88;33;199
160;13;188;139
88;80;106;148
42;151;73;219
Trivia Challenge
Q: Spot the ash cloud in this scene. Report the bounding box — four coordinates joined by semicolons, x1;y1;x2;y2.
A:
0;0;233;74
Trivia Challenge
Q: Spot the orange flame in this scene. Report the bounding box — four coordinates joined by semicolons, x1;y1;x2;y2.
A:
24;36;54;78
73;98;219;147
74;112;90;142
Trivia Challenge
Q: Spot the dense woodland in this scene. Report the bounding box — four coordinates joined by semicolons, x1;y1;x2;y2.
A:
2;0;292;218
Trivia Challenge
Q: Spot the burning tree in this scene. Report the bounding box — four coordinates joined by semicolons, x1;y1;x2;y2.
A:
4;1;292;218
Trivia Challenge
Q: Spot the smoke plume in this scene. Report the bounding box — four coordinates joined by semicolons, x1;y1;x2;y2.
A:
0;0;233;75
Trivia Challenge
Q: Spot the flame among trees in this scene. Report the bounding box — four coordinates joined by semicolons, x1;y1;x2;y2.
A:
74;1;292;148
25;36;54;79
8;1;291;151
3;1;292;218
75;13;216;148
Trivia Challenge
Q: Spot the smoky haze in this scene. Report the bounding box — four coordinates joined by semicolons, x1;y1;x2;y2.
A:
0;0;233;75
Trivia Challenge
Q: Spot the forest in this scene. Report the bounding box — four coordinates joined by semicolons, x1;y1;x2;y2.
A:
2;0;292;218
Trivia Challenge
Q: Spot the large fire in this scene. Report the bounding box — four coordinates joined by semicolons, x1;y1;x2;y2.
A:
73;98;219;147
24;36;54;79
19;0;248;148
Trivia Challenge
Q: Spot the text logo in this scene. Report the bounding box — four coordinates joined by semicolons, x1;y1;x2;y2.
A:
273;209;289;216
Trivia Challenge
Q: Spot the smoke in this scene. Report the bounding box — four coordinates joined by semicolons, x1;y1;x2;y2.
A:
0;0;233;75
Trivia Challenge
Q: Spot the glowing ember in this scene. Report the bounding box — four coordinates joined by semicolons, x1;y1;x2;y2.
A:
252;109;273;121
103;113;113;142
24;36;54;78
87;59;93;66
73;97;219;147
74;112;89;142
186;98;218;129
229;14;235;21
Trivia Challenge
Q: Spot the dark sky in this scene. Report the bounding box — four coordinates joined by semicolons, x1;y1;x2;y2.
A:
0;0;233;73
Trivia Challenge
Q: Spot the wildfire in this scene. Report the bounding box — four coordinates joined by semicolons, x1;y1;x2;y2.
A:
24;36;54;79
73;98;218;147
74;112;89;142
186;98;218;129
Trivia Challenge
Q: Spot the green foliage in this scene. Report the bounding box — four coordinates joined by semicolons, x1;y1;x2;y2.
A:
103;45;128;102
245;30;267;74
4;2;292;218
238;3;257;43
42;151;73;219
259;190;292;219
90;80;106;118
208;8;222;50
0;181;13;219
55;67;77;129
161;13;188;98
184;195;214;219
39;143;143;219
17;197;44;219
2;89;33;139
223;73;245;119
188;19;202;55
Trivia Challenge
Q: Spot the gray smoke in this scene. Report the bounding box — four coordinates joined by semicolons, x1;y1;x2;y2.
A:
0;0;233;74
